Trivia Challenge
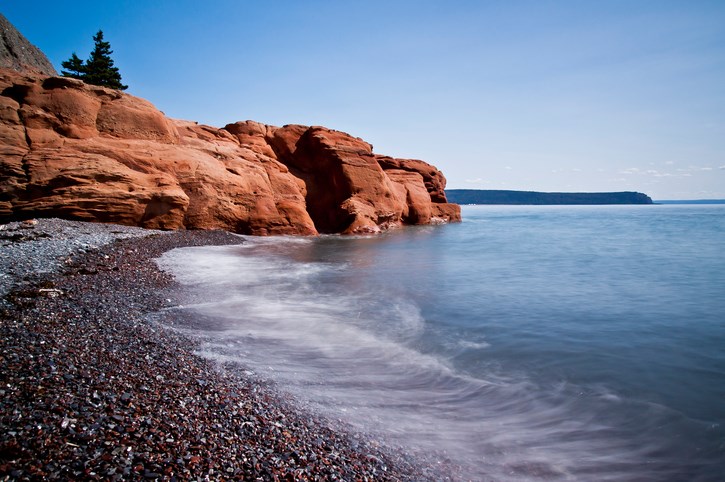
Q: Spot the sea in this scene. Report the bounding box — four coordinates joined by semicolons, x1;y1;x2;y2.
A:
155;204;725;481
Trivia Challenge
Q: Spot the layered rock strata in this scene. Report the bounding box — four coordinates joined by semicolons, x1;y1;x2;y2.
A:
0;69;460;235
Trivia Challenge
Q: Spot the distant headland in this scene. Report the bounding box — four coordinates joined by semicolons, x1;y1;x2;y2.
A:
446;189;654;205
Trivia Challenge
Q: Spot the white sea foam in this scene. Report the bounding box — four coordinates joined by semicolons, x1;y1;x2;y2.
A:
457;339;491;350
157;246;604;479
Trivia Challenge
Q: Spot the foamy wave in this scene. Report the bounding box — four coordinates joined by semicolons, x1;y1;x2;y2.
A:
153;231;721;481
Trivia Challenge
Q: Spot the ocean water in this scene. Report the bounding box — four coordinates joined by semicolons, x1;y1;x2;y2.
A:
155;205;725;481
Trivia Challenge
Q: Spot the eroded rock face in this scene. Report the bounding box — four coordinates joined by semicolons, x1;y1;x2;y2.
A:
0;69;460;235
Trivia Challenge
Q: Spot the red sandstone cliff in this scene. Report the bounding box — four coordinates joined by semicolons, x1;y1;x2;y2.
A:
0;69;460;235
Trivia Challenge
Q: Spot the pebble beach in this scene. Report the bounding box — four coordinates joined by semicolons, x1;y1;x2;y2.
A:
0;219;451;481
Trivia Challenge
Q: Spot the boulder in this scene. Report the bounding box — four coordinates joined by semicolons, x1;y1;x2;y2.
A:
376;155;449;203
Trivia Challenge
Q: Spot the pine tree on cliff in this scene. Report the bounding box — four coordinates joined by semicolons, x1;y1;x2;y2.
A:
60;52;85;78
83;30;127;90
61;30;127;90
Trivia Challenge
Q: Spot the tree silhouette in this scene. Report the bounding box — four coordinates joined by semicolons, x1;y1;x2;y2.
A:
61;30;128;90
60;52;85;78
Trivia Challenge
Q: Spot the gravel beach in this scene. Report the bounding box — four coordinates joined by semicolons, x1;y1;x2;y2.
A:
0;219;454;481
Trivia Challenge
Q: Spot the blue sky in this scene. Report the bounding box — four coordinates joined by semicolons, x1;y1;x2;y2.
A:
4;1;725;199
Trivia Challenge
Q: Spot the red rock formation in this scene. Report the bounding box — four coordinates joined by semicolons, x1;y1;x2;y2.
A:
0;68;460;235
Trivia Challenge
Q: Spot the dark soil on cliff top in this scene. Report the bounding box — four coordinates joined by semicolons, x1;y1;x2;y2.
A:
0;219;456;481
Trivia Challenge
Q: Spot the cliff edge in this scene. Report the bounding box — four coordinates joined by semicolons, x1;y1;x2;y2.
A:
0;16;458;235
0;69;460;235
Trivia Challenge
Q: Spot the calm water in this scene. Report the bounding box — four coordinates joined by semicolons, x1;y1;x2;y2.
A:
156;205;725;481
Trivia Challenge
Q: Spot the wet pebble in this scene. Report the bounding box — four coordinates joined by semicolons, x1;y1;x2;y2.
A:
0;219;455;481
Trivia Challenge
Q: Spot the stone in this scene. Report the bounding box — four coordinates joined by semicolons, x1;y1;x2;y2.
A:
0;14;57;76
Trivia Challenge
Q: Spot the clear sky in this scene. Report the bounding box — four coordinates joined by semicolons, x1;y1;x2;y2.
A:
4;1;725;199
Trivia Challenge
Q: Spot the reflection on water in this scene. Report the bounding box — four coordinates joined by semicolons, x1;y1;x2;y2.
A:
156;205;725;481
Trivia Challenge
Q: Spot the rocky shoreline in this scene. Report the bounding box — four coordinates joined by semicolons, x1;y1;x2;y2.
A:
0;219;454;481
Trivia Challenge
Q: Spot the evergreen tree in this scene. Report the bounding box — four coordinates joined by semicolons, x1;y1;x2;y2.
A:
83;30;127;90
60;52;85;79
60;30;128;90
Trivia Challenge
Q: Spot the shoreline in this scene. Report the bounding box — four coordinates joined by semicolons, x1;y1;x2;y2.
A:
0;219;452;480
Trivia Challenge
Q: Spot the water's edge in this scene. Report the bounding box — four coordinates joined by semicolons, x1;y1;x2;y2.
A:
155;205;725;481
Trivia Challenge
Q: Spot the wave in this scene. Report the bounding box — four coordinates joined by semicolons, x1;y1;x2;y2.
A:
155;236;723;481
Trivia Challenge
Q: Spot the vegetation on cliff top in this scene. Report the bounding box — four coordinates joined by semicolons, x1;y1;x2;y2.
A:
61;30;127;90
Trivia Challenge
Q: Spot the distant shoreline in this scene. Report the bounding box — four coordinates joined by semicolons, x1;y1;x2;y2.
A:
446;189;653;205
